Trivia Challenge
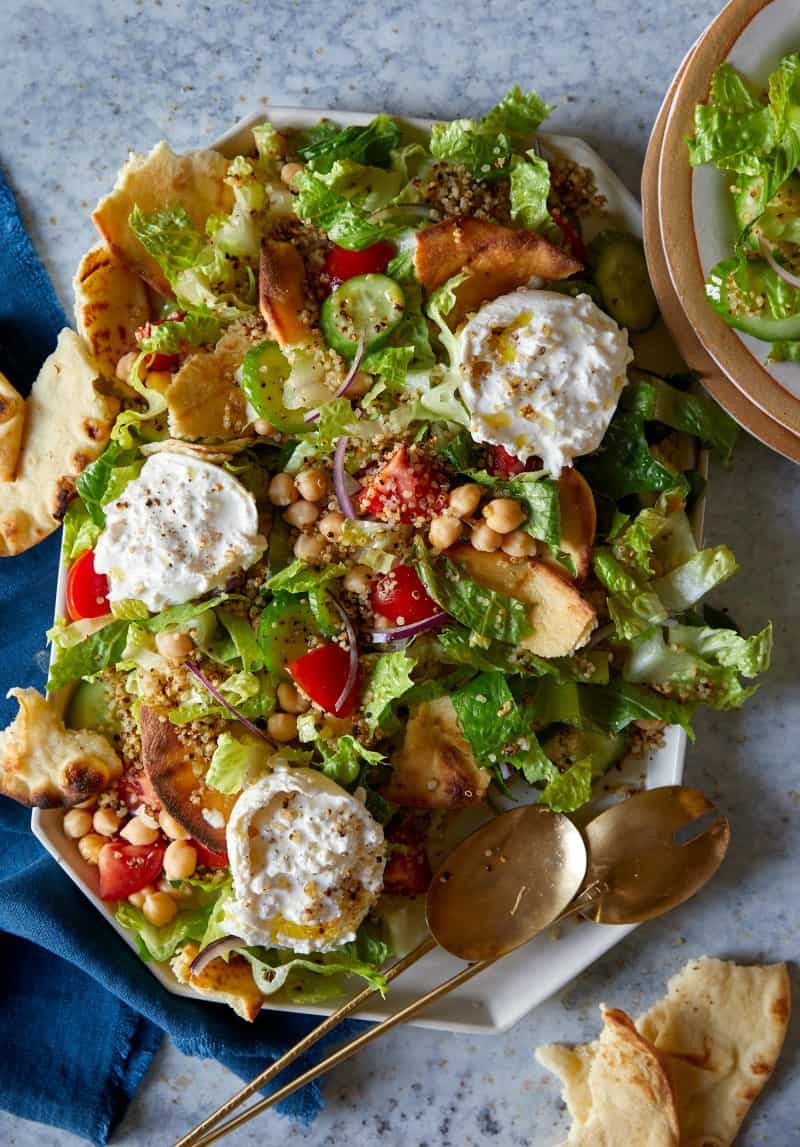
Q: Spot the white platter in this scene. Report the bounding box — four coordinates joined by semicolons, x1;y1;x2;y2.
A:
32;108;686;1034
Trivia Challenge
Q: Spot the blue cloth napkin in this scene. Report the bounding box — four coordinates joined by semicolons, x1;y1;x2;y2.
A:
0;165;342;1144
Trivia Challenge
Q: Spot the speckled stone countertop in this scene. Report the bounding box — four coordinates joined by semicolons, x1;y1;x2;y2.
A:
0;1;798;1143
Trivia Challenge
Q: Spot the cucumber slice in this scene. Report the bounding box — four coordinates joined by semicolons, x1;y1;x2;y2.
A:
706;256;800;341
320;273;405;358
241;341;309;435
256;595;321;678
542;727;629;777
588;230;658;332
66;679;120;737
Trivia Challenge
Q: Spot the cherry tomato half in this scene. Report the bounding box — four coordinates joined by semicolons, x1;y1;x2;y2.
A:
324;241;395;287
486;445;542;480
370;565;439;625
357;446;448;524
192;840;229;869
65;549;110;621
98;840;165;901
287;643;359;717
135;313;185;371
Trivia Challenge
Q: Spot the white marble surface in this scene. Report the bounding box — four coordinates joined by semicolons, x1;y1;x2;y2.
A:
1;1;798;1144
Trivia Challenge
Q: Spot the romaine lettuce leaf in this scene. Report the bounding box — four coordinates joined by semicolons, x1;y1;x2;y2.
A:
206;730;271;794
437;625;555;677
318;735;385;787
362;651;416;734
539;757;593;813
61;499;101;563
580;680;695;739
243;919;389;999
480;85;553;141
115;901;214;963
651;546;737;613
430;119;513;182
129;205;205;287
623;373;738;462
264;558;346;595
466;469;561;547
215;607;265;672
578;407;688;501
75;441;144;527
293;170;398;249
168;669;275;724
593;549;668;639
136;311;223;356
48;620;129;690
688;63;776;174
298;115;402;173
451;671;522;757
509;151;552;231
504;734;559;786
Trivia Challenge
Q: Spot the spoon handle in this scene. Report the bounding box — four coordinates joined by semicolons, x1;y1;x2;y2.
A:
183;953;495;1147
173;936;437;1147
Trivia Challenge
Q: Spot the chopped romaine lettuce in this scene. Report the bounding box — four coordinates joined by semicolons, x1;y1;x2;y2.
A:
466;469;561;547
136;311;223;356
480;85;553;141
48;619;129;691
128;205;205;286
509;151;552;231
581;680;695;739
623;372;738;462
298;115;402;173
264;558;346;595
451;671;522;757
318;735;385;787
215;607;265;672
540;757;593;812
206;730;271;794
243;918;389;1000
61;499;101;563
651;546;737;613
579;406;688;501
75;442;144;527
362;651;416;734
115;902;214;963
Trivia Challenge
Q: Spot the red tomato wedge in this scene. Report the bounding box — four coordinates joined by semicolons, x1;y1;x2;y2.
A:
98;840;165;901
192;840;229;870
324;241;394;287
371;565;439;625
65;549;110;621
486;445;542;479
357;446;448;524
287;644;359;717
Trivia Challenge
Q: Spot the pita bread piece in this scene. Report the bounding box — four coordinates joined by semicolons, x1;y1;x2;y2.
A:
0;371;25;482
164;321;254;440
0;687;122;808
172;943;265;1022
92;141;233;296
0;329;119;556
537;1006;680;1147
74;243;151;381
638;958;791;1147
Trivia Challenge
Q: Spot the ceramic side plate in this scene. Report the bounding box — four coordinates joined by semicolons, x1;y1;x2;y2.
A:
32;109;687;1034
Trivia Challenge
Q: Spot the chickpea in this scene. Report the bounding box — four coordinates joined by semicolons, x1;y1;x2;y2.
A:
155;630;194;662
293;532;325;563
120;816;160;846
252;418;274;437
284;499;320;528
280;161;305;187
429;514;462;551
74;796;97;810
78;832;106;865
63;808;93;839
470;522;503;552
163;840;198;882
318;510;345;540
483;498;526;535
501;529;537;559
268;712;298;743
448;483;482;519
343;564;372;595
295;467;330;503
142;891;178;927
128;888;150;909
277;682;310;714
93;807;121;837
158;809;190;840
268;472;299;506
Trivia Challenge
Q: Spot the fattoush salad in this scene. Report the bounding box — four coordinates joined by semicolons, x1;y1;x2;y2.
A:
0;88;771;1019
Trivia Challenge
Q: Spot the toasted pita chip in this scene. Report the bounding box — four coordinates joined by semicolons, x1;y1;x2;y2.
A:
172;943;264;1022
554;468;596;582
537;1006;680;1147
0;329;119;556
73;243;151;381
415;216;582;324
165;322;256;440
92;141;233;295
259;239;312;347
0;687;122;808
141;437;254;464
638;958;791;1147
449;544;596;657
0;371;25;482
139;704;235;851
386;696;490;809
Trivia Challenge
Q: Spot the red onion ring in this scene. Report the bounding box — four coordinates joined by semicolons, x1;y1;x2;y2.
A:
303;335;366;424
185;662;271;743
368;610;450;644
189;935;243;975
333;436;358;519
760;237;800;290
330;596;359;714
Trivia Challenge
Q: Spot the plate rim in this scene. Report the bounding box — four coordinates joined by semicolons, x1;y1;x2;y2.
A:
32;106;687;1034
658;0;800;437
642;26;800;463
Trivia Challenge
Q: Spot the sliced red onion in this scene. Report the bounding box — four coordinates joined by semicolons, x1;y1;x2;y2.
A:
368;204;436;224
333;436;358;519
304;335;366;424
368;611;450;644
760;237;800;290
189;935;243;975
330;596;359;714
185;662;271;743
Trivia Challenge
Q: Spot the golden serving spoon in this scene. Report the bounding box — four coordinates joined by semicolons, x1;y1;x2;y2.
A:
175;785;728;1147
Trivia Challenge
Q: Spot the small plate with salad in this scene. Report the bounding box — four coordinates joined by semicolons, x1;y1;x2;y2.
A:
659;0;800;440
0;90;770;1034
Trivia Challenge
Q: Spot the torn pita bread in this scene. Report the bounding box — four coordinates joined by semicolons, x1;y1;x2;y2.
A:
172;943;265;1022
141;437;254;464
0;329;119;555
638;958;791;1147
73;243;151;381
0;687;122;808
92;141;233;296
165;322;255;440
537;1006;680;1146
0;371;25;482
